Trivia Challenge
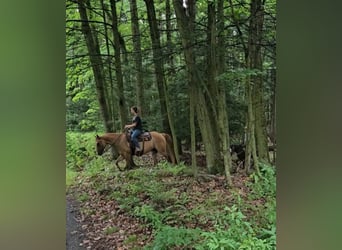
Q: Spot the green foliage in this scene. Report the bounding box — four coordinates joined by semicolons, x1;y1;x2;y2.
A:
198;205;273;250
66;132;99;171
66;168;77;188
249;163;276;199
115;165;275;249
104;226;119;235
134;204;164;229
244;163;277;248
145;226;201;250
124;234;138;245
66;83;102;131
68;150;276;250
77;192;89;202
156;162;187;177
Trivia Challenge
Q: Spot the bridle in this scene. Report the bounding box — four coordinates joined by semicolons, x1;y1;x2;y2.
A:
101;143;112;154
99;133;124;154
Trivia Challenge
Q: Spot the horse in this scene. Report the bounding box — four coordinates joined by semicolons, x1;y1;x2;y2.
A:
95;131;177;170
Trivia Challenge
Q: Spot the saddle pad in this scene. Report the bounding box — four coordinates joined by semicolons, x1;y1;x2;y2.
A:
138;132;152;141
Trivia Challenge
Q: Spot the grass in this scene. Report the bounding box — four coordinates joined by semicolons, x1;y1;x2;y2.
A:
104;226;119;235
66;168;78;188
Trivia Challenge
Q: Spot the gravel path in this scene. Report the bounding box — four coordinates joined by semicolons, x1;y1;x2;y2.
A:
66;196;85;250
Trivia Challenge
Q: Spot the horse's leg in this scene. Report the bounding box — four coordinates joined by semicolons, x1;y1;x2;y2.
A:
124;153;136;169
161;133;176;164
165;146;175;164
169;151;176;164
152;150;158;166
115;155;124;171
161;145;175;164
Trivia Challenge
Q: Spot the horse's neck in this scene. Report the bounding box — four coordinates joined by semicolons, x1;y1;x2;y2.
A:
102;133;122;145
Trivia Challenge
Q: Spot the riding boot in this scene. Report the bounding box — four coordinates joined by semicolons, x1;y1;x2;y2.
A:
135;144;142;156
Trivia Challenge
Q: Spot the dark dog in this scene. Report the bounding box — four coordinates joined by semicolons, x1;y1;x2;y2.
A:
230;144;245;162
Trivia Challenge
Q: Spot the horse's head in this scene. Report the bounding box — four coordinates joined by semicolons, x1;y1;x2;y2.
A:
95;135;106;155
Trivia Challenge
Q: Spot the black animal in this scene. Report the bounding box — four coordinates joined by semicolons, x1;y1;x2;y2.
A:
230;144;276;169
230;144;246;162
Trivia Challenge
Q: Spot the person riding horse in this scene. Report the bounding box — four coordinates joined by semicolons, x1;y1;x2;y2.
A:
124;106;143;155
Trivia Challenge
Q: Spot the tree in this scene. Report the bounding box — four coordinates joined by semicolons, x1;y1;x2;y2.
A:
144;0;179;163
129;0;146;116
110;0;128;129
249;0;270;164
173;0;222;174
77;0;112;132
216;0;233;185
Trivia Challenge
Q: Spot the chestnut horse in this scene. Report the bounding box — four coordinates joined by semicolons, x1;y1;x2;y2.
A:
95;131;176;170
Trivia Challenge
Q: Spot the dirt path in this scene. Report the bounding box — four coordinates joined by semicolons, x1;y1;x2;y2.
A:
66;196;85;250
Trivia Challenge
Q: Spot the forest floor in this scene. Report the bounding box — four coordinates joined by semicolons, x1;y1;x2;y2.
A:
66;153;275;249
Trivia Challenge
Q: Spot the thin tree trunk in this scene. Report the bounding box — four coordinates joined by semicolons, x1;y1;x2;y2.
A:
245;73;259;173
165;0;175;74
270;67;276;164
206;2;220;148
110;0;127;129
77;0;112;132
100;0;115;130
217;0;233;186
189;85;197;176
129;0;145;116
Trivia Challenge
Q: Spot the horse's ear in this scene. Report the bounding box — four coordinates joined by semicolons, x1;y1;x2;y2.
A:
96;135;99;139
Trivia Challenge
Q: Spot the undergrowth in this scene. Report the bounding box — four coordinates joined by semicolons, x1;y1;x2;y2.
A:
66;132;276;249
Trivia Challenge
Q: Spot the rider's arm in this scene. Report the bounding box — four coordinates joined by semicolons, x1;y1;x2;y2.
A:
124;122;137;129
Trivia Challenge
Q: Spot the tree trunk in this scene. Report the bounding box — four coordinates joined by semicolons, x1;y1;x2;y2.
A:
205;2;225;174
249;0;270;163
270;67;276;164
206;2;220;147
165;0;175;74
110;0;127;129
173;0;220;174
217;0;233;186
244;73;259;173
100;0;115;130
189;84;197;176
129;0;146;117
77;0;112;132
144;0;179;162
144;0;171;134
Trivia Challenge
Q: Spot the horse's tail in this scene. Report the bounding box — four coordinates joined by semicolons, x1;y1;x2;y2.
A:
162;133;177;164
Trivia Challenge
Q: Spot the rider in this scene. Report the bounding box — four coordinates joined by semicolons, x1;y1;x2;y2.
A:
124;106;143;154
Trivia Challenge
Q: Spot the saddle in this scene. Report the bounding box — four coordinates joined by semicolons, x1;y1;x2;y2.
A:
126;130;152;156
138;131;152;141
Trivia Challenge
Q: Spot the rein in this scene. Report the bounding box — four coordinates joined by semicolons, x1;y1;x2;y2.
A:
102;133;124;154
102;144;112;154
